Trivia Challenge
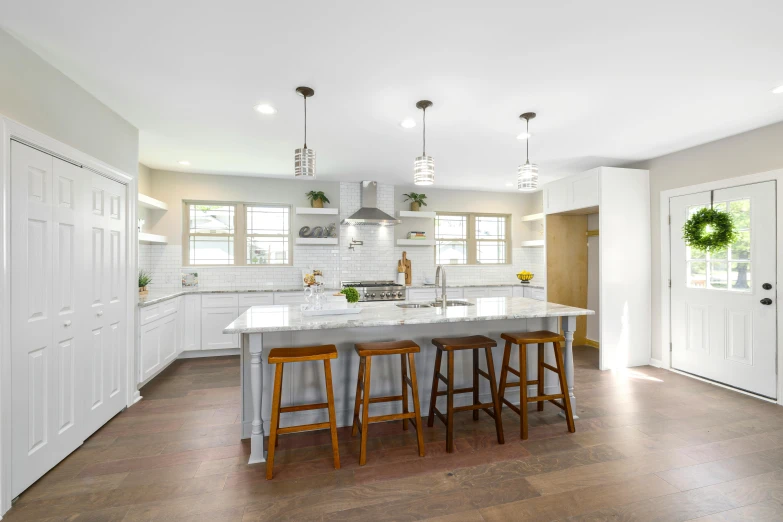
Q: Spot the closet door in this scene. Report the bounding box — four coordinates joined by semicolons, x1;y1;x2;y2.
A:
84;173;127;435
10;143;87;496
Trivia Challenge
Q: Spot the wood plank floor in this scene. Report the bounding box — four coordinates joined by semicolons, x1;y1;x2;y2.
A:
6;348;783;521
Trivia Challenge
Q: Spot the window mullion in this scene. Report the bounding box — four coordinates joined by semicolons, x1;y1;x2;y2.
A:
236;203;246;266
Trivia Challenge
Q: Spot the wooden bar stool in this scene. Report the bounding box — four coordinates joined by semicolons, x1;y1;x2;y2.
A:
427;335;504;453
497;330;575;440
266;345;340;479
352;340;425;465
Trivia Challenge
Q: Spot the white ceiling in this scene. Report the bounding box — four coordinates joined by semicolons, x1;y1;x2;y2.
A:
2;1;783;191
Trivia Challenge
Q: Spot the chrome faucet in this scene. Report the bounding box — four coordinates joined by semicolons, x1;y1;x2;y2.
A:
435;265;447;303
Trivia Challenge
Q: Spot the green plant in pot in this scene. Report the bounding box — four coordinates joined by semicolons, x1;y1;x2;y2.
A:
402;192;427;211
340;287;360;306
139;269;152;296
306;190;330;209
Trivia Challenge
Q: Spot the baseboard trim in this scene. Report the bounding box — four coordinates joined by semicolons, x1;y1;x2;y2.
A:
584;338;599;349
649;358;663;368
178;348;240;359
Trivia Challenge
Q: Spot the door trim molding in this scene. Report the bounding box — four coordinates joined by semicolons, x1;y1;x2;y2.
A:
659;169;783;405
0;115;138;516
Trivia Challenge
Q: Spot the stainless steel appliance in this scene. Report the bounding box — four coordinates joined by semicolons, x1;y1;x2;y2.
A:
341;280;406;302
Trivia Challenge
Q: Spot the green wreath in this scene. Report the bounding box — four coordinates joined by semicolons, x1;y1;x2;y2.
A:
682;207;737;252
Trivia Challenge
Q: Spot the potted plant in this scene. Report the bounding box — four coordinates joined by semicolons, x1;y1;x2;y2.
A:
402;192;427;211
139;269;152;296
340;287;360;307
306;190;330;209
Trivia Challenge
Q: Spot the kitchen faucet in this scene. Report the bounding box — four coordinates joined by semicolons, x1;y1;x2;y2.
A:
435;265;447;303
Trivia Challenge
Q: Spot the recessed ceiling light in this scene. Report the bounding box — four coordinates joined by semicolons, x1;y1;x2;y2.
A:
505;182;514;187
517;132;533;140
254;104;277;114
772;85;783;94
178;160;190;166
400;118;416;129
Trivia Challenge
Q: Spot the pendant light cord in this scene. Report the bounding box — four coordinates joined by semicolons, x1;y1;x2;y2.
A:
303;96;307;148
422;107;426;156
525;118;530;164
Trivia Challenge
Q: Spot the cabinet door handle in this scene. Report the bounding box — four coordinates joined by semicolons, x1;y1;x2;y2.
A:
63;320;72;327
97;310;104;316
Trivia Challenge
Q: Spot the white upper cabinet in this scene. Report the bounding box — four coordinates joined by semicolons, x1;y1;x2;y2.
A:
543;168;600;214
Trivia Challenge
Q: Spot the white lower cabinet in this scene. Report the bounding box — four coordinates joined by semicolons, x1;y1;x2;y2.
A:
273;292;307;306
183;295;201;351
240;293;275;313
160;313;179;364
463;286;513;299
512;286;525;298
407;288;436;301
139;299;180;383
201;306;240;350
438;287;463;299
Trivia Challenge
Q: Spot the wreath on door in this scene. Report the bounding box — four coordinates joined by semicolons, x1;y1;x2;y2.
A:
682;191;737;252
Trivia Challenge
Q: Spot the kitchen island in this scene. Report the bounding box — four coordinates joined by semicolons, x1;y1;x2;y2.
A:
224;297;593;464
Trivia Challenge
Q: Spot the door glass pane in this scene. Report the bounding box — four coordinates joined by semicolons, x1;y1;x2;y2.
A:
709;261;728;289
190;205;234;234
729;199;750;229
730;230;750;261
247;237;289;265
189;236;234;265
687;261;707;288
730;262;752;291
436;241;467;265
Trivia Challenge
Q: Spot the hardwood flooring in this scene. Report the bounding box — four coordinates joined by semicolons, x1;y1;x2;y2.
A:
6;348;783;521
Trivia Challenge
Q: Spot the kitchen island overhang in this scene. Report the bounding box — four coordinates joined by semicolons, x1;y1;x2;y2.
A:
225;297;593;465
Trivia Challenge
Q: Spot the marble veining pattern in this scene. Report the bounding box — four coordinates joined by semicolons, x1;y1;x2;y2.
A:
224;297;592;334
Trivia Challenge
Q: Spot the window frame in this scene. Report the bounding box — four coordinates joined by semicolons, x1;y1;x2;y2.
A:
182;200;293;267
435;212;512;265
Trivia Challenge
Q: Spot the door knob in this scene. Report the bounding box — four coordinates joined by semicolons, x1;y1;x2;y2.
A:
760;298;773;305
763;283;773;290
63;320;72;327
97;310;104;316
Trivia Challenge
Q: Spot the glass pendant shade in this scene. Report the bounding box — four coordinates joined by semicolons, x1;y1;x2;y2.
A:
517;161;539;192
294;147;316;178
414;155;435;185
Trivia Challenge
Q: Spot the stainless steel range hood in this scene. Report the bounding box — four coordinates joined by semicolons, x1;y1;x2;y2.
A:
341;181;401;226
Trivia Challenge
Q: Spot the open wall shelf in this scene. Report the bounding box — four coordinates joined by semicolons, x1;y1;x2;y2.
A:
138;194;168;211
295;207;339;215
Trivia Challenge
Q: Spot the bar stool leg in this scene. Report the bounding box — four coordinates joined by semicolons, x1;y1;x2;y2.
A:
401;354;409;431
360;356;373;465
471;349;480;421
537;343;545;412
553;341;576;433
519;343;529;440
323;359;341;469
266;363;284;480
427;348;443;427
408;352;426;457
497;340;512;413
446;351;455;453
484;347;504;445
274;363;284;448
351;357;365;437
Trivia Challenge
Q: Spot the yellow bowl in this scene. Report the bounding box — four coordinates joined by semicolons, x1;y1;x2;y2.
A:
517;273;534;282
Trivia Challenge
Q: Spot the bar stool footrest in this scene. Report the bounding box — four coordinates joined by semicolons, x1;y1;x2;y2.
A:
280;402;329;413
277;421;331;435
369;395;404;404
527;393;566;403
436;386;474;396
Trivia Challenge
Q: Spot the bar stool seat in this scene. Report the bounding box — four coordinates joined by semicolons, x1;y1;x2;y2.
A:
498;330;575;440
352;340;425;465
427;335;504;453
266;344;340;479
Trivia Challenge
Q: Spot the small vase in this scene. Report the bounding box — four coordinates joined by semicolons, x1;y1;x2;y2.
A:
312;200;324;209
410;202;420;211
397;272;406;285
139;286;148;296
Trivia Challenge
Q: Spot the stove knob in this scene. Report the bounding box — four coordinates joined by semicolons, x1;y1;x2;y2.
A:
370;293;376;298
395;291;402;298
381;292;388;298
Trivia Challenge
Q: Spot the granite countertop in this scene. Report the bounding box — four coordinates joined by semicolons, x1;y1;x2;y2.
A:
224;297;592;334
407;282;545;289
138;287;324;308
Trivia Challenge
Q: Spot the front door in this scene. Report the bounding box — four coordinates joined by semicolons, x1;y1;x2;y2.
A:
670;181;777;398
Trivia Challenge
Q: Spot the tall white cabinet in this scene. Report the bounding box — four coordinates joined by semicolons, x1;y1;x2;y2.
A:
9;141;128;497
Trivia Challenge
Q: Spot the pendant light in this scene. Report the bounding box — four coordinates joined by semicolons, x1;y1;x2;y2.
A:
413;100;434;185
517;112;539;192
294;86;315;178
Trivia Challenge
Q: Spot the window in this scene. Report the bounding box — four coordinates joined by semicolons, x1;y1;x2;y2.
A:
184;202;291;266
435;213;510;265
686;199;751;292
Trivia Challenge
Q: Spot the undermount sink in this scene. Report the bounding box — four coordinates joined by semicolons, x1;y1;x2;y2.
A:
396;303;432;308
429;299;475;307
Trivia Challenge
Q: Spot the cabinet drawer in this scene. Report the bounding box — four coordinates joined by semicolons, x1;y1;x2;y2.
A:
437;288;463;299
485;287;513;298
407;288;436;301
160;297;179;317
512;286;525;298
240;293;275;308
273;292;306;305
140;304;162;325
202;293;239;308
531;288;546;301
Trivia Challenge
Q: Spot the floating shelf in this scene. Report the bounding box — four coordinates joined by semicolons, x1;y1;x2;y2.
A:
295;207;339;215
397;239;435;247
398;210;437;219
139;233;168;244
295;237;339;245
521;240;545;247
138;194;168;211
521;213;544;222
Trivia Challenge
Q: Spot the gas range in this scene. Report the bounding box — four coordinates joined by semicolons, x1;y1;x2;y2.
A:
341;280;406;302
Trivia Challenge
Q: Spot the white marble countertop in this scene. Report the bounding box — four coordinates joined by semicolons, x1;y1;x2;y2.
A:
138;287;330;308
224;297;592;334
406;282;545;289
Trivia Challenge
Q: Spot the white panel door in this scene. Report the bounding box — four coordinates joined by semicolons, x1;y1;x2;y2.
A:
84;173;126;434
671;182;777;398
10;144;87;496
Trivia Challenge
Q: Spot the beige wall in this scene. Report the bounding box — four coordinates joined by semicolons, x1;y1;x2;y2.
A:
0;28;138;175
629;121;783;361
393;185;540;246
138;163;153;194
143;169;340;245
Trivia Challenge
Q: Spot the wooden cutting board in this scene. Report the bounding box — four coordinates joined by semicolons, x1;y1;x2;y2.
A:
401;251;412;286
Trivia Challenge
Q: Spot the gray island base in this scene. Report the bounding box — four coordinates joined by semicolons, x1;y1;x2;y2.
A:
224;297;593;464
